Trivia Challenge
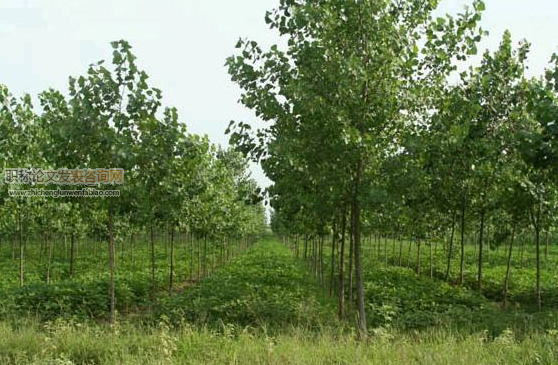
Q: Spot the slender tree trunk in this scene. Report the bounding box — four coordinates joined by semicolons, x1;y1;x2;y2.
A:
310;236;315;272
392;234;397;264
429;240;433;279
203;235;207;276
319;236;324;285
545;231;549;262
70;232;75;277
416;239;422;275
321;236;325;286
318;236;321;276
473;232;478;266
39;231;44;263
11;231;15;260
459;203;466;285
131;233;135;268
351;184;367;336
169;223;175;295
197;236;201;278
520;235;525;268
406;235;412;268
348;222;354;305
445;212;456;281
150;225;155;294
314;236;318;277
220;237;224;265
121;232;125;264
108;209;116;324
484;218;491;265
503;222;516;309
398;233;404;266
18;209;24;287
189;233;194;280
338;212;346;319
329;225;337;298
477;209;486;293
45;231;52;284
532;206;542;311
384;235;388;266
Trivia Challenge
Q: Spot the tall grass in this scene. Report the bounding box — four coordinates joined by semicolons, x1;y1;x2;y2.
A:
0;318;556;365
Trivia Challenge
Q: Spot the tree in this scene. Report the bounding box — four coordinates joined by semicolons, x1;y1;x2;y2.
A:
228;0;485;335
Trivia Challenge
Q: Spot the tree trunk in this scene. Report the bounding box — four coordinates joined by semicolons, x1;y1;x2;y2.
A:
351;184;367;336
169;223;175;295
406;235;412;268
338;211;347;319
18;209;24;287
150;225;155;294
392;234;397;264
131;233;135;268
416;239;422;275
445;212;456;281
384;235;388;266
121;232;125;264
197;236;201;278
203;235;207;276
429;240;433;279
11;231;15;260
503;222;516;309
459;203;466;285
45;231;52;284
398;233;404;266
545;231;549;262
70;232;75;277
189;233;194;280
108;209;116;324
329;224;337;298
489;222;493;264
477;209;485;294
321;236;325;286
348;222;354;305
532;206;542;311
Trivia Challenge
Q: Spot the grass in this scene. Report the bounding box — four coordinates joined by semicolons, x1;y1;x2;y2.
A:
0;319;557;365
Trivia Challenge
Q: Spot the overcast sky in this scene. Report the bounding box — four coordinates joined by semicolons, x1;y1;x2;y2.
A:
1;0;557;189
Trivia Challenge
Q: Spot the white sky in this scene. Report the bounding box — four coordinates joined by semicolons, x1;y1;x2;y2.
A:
1;0;557;190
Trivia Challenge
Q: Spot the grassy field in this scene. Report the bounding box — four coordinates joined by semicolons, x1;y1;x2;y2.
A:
0;236;557;364
0;320;556;365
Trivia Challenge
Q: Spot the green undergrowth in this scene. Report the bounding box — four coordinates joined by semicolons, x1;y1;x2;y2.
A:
0;273;151;320
362;238;558;310
0;238;557;364
0;238;239;321
361;265;557;335
310;240;557;335
162;238;337;329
